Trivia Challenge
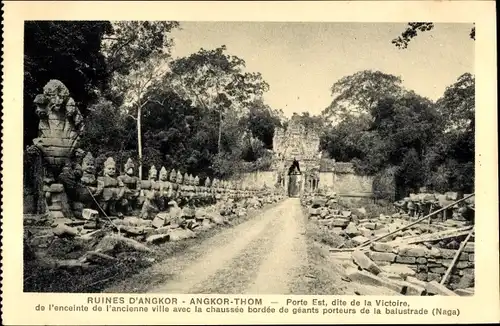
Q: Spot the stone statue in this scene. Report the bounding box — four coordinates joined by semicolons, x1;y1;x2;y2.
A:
139;165;161;219
94;157;124;217
32;80;84;172
194;175;200;186
158;166;173;209
30;80;85;219
117;158;141;215
204;177;211;188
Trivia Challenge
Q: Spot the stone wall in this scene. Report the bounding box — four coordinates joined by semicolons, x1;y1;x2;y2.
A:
232;171;277;189
332;173;373;196
366;242;474;290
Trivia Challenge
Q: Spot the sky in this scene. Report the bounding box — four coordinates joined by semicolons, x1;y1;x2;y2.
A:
169;22;474;118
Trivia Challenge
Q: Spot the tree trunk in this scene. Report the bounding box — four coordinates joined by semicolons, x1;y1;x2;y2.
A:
218;109;223;154
137;105;143;180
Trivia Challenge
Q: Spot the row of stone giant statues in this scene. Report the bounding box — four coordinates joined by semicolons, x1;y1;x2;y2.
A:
28;79;267;221
48;152;267;220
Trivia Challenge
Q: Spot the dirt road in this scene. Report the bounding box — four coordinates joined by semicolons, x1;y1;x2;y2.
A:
105;198;310;294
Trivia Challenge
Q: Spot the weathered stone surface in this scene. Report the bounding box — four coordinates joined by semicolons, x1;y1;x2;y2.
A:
82;208;99;220
168;228;196;242
405;282;427;296
417;265;428;273
416;272;428;281
416;257;427;264
364;222;377;230
311;198;327;208
427;273;442;282
468;254;474;262
381;264;416;279
378;272;402;280
463;242;475;253
406;276;427;288
53;224;79;237
398;245;428;257
345;222;361;237
352;235;370;246
345;268;384;287
440;248;458;259
352;250;382;275
395;256;417;264
456;274;474;289
426;280;458;296
152;214;166;228
430;267;446;274
377;276;406;293
371;242;396;253
146;233;170;244
331;218;349;227
369;252;396;262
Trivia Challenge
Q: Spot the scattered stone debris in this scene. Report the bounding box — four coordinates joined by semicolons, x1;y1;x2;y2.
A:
25;191;285;275
302;191;475;296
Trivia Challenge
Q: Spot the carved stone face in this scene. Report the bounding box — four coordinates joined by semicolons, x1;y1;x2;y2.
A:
82;161;95;175
44;80;69;112
126;167;134;175
104;165;116;177
160;170;168;181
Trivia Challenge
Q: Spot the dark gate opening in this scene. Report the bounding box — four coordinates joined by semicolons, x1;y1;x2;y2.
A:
287;159;301;197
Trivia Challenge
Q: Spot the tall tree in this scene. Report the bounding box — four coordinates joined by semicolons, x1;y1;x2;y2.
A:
101;21;180;179
167;45;270;153
436;73;475;132
322;70;405;125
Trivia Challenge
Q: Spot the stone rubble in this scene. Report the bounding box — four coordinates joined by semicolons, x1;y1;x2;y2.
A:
25;189;285;272
301;191;475;296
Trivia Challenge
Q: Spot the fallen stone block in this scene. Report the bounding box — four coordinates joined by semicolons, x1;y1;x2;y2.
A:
345;268;384;287
82;209;99;220
53;224;79;238
345;222;361;237
425;280;458;296
371;242;396;253
406;276;427;288
146;233;170;244
395;256;417;264
369;252;396;262
398;245;429;257
377;276;406;293
378;271;403;281
381;264;416;279
352;250;382;275
352;235;370;246
168;228;196;242
364;222;377;230
152;214;166;228
331;218;349;227
95;234;152;254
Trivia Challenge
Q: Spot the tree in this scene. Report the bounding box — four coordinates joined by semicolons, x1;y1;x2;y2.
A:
101;21;180;179
392;22;475;49
322;70;406;124
102;21;180;80
436;73;475;132
246;99;283;149
167;45;270;153
24;21;112;147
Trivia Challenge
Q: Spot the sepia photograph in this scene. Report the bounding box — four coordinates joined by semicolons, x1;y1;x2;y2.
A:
21;20;477;297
